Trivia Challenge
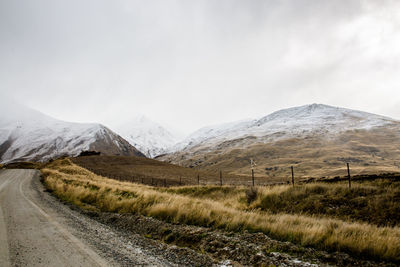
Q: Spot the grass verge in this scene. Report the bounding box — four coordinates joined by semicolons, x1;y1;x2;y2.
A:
249;181;400;227
41;158;400;263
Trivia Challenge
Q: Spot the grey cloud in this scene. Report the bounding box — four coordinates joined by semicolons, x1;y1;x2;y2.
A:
1;0;399;135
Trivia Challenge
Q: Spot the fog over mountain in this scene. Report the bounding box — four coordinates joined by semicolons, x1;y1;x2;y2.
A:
112;115;180;158
1;1;400;134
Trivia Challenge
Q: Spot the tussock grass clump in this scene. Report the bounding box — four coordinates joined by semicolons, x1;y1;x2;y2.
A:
163;186;243;199
245;187;258;204
252;183;400;226
41;159;400;263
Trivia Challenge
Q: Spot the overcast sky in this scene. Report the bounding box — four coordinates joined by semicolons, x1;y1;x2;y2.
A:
1;0;400;135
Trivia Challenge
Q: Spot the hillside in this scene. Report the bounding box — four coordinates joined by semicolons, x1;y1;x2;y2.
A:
42;158;400;265
162;104;400;179
0;100;144;163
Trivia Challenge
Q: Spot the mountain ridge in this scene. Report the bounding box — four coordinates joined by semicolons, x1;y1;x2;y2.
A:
161;104;400;178
173;104;398;150
0;100;144;163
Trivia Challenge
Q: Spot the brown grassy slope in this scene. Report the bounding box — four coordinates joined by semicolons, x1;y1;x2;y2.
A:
41;158;400;263
161;127;400;180
252;179;400;227
71;155;256;186
88;128;146;157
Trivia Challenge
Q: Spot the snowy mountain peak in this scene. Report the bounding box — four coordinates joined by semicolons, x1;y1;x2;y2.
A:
255;104;395;130
171;104;398;153
113;115;179;158
0;101;143;163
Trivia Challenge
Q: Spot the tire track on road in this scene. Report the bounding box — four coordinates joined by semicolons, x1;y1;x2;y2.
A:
18;171;109;267
0;171;12;267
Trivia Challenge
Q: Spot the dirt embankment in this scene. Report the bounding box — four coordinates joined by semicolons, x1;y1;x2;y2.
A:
84;210;394;267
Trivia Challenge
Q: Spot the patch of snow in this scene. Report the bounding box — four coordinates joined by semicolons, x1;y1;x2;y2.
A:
112;115;180;158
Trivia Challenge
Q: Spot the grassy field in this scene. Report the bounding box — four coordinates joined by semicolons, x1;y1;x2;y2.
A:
257;180;400;227
41;158;400;263
71;155;288;186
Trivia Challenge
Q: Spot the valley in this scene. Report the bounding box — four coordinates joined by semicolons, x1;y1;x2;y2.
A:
2;103;400;266
71;155;284;186
3;1;400;265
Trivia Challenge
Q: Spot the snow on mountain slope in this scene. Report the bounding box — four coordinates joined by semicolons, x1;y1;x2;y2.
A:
172;104;397;152
252;103;395;134
0;100;144;163
162;104;400;177
113;115;179;158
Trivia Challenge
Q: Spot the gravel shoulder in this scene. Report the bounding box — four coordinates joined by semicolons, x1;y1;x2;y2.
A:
0;169;214;266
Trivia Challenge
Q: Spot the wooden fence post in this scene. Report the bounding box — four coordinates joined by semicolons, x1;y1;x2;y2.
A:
151;178;154;186
179;177;182;186
291;166;294;187
252;169;255;187
220;171;222;186
347;163;351;189
197;174;200;186
164;178;166;187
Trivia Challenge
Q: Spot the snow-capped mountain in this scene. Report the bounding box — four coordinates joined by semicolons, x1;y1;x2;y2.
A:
162;104;400;177
172;104;396;152
0;100;144;163
113;115;179;158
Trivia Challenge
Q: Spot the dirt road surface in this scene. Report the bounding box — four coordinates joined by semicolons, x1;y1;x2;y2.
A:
0;169;211;267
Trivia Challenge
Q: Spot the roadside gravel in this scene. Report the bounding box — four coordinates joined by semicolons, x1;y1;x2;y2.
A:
13;169;216;266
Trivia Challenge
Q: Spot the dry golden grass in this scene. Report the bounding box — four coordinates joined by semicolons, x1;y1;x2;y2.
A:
71;155;258;186
42;158;400;262
250;182;400;227
3;161;43;169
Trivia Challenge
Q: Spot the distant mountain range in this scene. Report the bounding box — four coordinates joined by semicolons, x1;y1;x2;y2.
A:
161;104;400;178
0;100;144;163
2;102;400;178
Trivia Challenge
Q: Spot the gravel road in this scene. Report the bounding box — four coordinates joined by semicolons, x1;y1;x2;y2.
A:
0;169;214;267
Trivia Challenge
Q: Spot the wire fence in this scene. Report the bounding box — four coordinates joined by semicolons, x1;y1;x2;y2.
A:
76;162;400;188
